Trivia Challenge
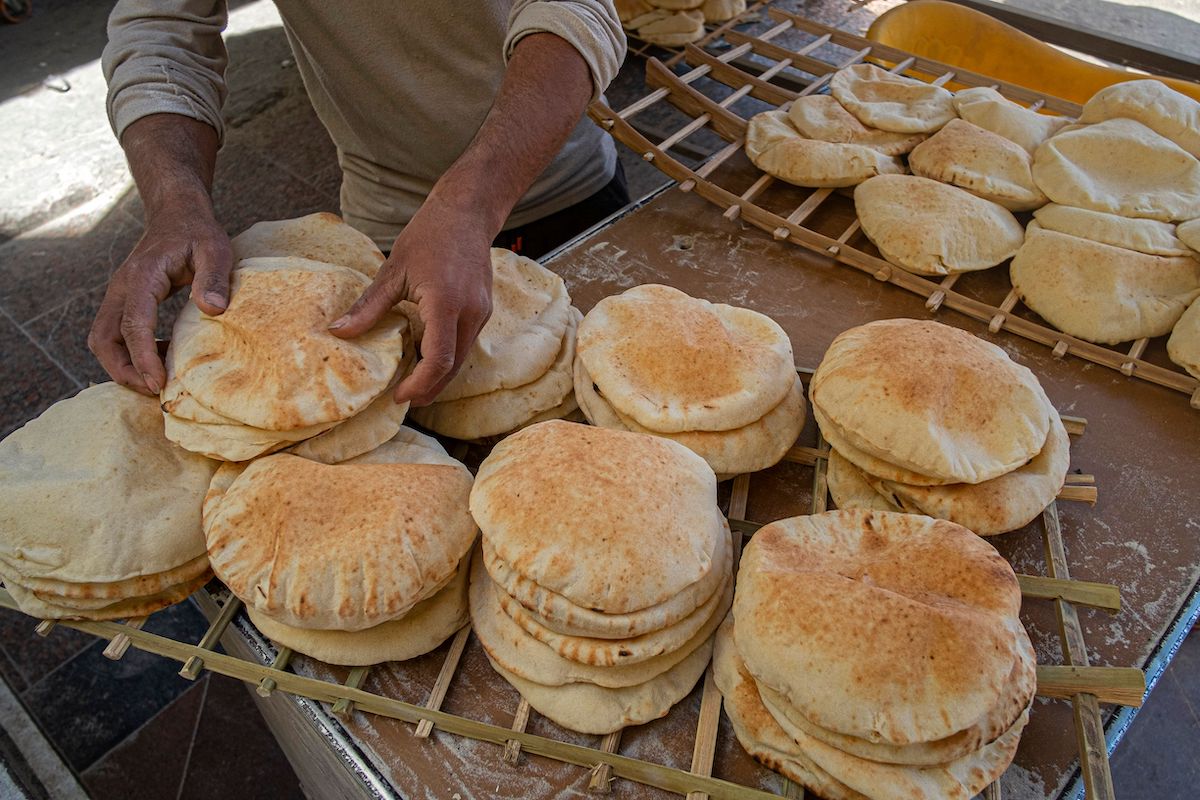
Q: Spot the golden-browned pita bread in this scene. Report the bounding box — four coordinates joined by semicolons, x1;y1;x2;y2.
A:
230;212;385;278
855;174;1024;275
577;284;796;432
746;110;906;188
826;449;903;511
909;119;1048;211
1011;226;1200;344
734;510;1023;745
811;319;1053;484
471;421;720;613
830;64;955;134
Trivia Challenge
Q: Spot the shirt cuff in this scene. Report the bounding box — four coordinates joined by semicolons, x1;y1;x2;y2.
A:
505;3;626;101
107;61;226;144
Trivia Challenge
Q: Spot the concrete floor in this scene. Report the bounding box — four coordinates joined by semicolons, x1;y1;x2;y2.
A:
0;1;1197;798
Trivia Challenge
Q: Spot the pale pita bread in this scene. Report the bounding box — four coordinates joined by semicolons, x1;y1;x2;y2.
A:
409;307;579;440
246;558;469;666
628;9;705;46
0;384;216;585
746;110;906;189
699;0;745;23
909;119;1048;211
811;319;1053;485
577;284;795;433
616;0;655;24
435;249;571;402
817;406;962;487
1011;226;1200;344
1179;218;1200;252
575;357;805;476
1033;204;1193;257
485;631;713;735
481;519;730;640
169;257;406;431
1167;297;1200;380
830;64;955;134
1031;118;1200;222
734;510;1023;745
951;87;1071;154
469;555;730;688
231;212;385;278
826;449;903;512
1079;79;1200;159
854;174;1024;275
471;421;721;614
204;454;476;631
786;95;926;156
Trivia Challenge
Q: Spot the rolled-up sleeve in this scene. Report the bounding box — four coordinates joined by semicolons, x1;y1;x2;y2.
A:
505;0;627;100
102;0;230;144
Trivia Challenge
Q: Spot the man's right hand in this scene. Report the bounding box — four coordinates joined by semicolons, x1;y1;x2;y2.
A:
89;114;224;396
88;208;231;396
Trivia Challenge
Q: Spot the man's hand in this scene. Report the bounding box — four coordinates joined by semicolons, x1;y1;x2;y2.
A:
329;205;493;406
89;114;222;395
89;210;231;395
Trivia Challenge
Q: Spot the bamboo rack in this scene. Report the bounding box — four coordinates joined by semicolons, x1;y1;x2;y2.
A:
4;371;1142;800
590;6;1200;408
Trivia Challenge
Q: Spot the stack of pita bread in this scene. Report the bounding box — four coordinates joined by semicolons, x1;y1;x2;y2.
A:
1012;80;1200;345
716;509;1035;800
0;383;217;619
203;427;477;666
573;284;804;479
468;421;732;734
617;0;742;45
163;214;412;462
814;319;1068;536
409;248;581;441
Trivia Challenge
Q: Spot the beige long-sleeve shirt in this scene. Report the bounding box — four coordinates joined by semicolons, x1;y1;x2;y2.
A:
103;1;626;247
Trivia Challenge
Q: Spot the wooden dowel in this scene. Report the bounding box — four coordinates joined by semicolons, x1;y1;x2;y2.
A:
103;616;147;661
1121;338;1149;376
925;274;959;312
1017;575;1120;612
989;289;1020;333
257;646;293;697
180;593;242;680
503;699;532;765
332;666;371;716
1058;485;1098;504
1036;665;1145;706
783;444;826;466
1065;473;1095;485
588;730;623;792
34;620;55;637
775;189;833;239
984;781;1002;800
686;666;724;800
415;625;472;738
811;431;830;514
1062;415;1087;436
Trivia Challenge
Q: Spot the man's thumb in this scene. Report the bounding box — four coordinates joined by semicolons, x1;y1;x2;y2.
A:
329;280;395;338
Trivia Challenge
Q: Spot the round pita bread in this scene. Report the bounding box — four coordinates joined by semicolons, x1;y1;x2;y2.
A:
1178;218;1200;252
4;569;211;621
865;413;1067;536
577;284;795;433
169;257;407;431
410;307;579;440
1167;297;1200;380
1079;79;1200;160
204;453;476;631
575;356;805;476
909;119;1048;212
713;620;867;800
746;110;906;188
471;421;721;614
854;175;1024;275
12;553;211;603
811;319;1053;485
481;520;730;640
469;555;730;689
246;558;469;666
1031;118;1200;222
435;249;572;402
830;64;955;134
0;383;216;585
734;510;1023;745
786;95;927;156
951;87;1072;154
700;0;745;23
1032;204;1193;257
1011;226;1200;344
485;632;713;735
230;213;385;278
826;449;903;512
616;0;655;24
817;406;962;487
628;9;705;46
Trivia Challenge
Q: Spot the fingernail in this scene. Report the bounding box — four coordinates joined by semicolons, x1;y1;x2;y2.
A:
328;316;348;330
142;373;161;394
203;292;227;310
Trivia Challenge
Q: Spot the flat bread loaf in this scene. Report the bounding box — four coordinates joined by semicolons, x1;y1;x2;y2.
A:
231;212;385;278
786;95;927;156
951;87;1071;154
1079;79;1200;159
746;109;906;188
1033;204;1193;257
830;64;955;134
909;119;1048;211
1167;298;1200;379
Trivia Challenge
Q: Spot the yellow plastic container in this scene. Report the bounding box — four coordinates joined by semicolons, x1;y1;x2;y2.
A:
866;0;1200;105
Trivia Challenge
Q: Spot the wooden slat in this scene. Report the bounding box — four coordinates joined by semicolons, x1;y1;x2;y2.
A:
257;646;293;698
682;45;798;106
332;666;371;716
503;700;532;765
180;593;242;680
588;731;623;792
1017;575;1120;612
1036;665;1145;707
415;625;471;738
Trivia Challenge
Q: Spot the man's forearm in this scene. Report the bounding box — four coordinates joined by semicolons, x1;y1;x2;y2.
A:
121;114;220;222
425;32;595;236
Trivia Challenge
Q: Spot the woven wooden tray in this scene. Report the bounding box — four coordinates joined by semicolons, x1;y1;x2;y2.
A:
592;5;1200;408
